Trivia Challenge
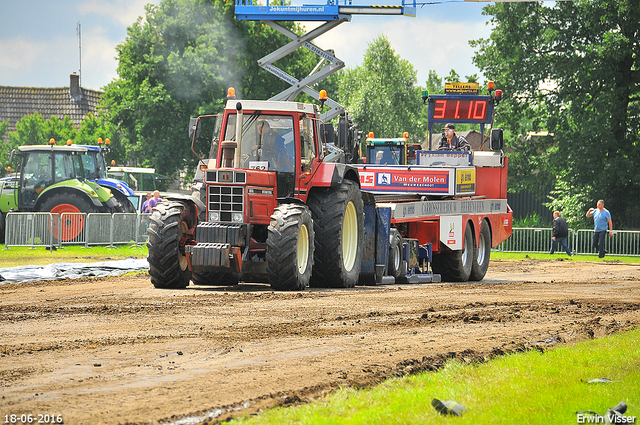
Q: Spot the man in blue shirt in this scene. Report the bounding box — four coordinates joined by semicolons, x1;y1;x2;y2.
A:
586;199;613;258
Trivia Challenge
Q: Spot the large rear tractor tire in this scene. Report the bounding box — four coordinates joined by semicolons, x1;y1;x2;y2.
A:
266;204;314;291
432;221;475;282
191;270;238;286
147;201;192;289
469;220;491;281
308;180;363;288
388;228;404;280
39;192;98;241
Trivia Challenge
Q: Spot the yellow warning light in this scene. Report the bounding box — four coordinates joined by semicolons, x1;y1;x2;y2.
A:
49;138;55;145
97;137;103;145
105;138;110;145
7;166;11;173
111;160;116;165
403;132;409;140
227;87;236;99
487;81;495;91
66;139;72;145
368;131;374;140
319;90;327;101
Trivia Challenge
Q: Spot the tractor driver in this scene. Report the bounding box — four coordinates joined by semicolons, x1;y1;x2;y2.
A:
250;120;294;172
437;123;471;151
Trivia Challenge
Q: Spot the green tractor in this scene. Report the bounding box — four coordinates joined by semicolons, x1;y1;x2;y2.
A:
0;144;122;243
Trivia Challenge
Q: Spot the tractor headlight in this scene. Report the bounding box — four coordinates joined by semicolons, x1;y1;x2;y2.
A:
209;211;220;222
232;213;243;223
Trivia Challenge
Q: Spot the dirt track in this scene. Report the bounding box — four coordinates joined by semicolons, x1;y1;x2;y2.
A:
1;259;639;424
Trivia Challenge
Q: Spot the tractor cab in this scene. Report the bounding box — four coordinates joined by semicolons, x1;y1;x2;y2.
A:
406;143;422;165
364;133;409;165
18;145;87;209
193;100;322;206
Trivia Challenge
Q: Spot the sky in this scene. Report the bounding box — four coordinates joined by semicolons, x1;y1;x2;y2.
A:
0;0;494;92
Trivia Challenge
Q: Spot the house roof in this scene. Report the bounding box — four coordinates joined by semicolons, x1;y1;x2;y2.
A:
0;73;103;141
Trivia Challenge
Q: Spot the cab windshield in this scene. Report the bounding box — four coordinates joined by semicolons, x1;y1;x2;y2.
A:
223;113;295;172
81;152;108;180
368;145;402;165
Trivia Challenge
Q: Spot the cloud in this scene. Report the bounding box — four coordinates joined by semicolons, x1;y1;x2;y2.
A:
306;14;492;86
0;36;77;88
78;0;155;26
81;26;123;89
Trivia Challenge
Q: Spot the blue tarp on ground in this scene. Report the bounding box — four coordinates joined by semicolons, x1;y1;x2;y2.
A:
0;259;149;284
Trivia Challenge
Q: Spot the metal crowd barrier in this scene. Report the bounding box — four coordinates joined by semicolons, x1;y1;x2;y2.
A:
497;227;640;256
3;212;152;250
4;218;639;256
4;212;56;249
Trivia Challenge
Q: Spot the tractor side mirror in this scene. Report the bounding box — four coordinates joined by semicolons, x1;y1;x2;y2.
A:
189;118;201;139
490;128;504;151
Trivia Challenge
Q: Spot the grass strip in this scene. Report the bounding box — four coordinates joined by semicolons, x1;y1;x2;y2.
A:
2;245;637;269
492;251;640;264
0;244;148;268
228;328;640;425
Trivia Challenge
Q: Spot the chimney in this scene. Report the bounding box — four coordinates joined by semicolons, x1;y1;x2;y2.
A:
70;72;81;97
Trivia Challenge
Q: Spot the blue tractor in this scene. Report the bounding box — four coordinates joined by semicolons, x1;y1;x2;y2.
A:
77;144;136;213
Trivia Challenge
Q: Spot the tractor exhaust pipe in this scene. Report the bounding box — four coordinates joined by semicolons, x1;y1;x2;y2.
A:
220;103;243;168
234;103;243;167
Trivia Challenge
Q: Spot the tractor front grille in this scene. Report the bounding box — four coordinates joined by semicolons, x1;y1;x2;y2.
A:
208;185;244;222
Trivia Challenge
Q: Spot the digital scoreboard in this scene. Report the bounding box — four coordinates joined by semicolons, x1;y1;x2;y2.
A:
428;95;495;125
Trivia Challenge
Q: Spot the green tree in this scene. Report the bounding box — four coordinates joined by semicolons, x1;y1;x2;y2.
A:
336;35;424;143
76;113;126;167
100;0;317;177
472;1;640;228
425;70;443;95
8;113;47;146
42;115;77;144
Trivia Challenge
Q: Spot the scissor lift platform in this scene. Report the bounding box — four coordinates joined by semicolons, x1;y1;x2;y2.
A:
235;0;416;120
235;1;416;21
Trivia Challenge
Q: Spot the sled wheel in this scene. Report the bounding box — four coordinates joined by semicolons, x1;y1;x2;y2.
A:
470;220;491;281
432;221;475;282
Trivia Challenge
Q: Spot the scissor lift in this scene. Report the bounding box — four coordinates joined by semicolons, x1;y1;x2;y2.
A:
235;0;417;121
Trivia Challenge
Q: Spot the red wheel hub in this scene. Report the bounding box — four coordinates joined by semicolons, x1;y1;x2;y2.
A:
49;204;84;241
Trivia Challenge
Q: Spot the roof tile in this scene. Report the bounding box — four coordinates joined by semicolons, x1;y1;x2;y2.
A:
0;83;104;141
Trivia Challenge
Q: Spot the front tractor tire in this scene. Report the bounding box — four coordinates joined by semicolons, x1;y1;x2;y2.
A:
147;201;192;289
308;180;364;288
432;221;475;282
266;204;314;291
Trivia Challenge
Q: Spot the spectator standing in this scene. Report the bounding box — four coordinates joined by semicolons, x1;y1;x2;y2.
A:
550;211;571;256
586;200;613;258
147;190;164;210
141;192;152;213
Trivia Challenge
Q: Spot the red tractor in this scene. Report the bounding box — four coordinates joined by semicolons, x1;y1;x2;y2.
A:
147;85;512;290
147;100;364;290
